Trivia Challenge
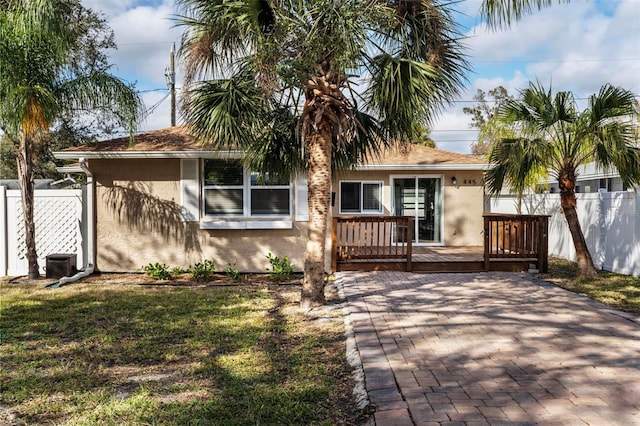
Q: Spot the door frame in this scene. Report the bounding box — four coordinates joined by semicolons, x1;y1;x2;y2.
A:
390;174;445;246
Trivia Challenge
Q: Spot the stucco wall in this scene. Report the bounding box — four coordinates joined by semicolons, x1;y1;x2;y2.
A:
90;159;308;273
88;159;485;273
332;169;484;246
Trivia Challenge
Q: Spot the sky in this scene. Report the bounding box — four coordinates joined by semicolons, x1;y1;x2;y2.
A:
81;0;640;154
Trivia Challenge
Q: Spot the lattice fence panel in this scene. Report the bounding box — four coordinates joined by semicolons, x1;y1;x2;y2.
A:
15;197;80;259
5;189;83;276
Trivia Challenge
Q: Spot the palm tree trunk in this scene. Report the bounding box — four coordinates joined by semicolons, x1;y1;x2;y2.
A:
301;127;332;310
16;134;40;279
560;191;597;277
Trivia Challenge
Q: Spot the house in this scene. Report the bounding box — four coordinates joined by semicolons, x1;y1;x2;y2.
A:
53;126;488;273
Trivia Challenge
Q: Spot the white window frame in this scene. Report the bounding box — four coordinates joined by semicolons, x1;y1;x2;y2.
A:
201;159;292;219
339;180;384;215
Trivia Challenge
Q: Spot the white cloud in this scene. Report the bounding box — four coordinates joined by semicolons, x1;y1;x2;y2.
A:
108;4;180;85
82;0;639;147
82;0;137;17
81;0;183;132
432;0;640;153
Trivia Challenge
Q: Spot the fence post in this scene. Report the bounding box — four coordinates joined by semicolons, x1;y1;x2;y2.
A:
331;217;338;272
483;215;490;271
405;217;413;272
538;216;549;273
0;186;6;276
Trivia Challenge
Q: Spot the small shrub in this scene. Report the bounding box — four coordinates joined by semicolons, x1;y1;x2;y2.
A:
171;266;185;277
266;253;294;281
190;260;216;282
141;263;173;280
224;263;241;281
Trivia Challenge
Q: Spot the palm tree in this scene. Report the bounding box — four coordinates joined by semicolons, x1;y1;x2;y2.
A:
485;82;640;276
175;0;468;308
0;0;142;278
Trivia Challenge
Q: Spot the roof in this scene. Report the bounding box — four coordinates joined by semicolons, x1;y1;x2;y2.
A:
60;126;208;152
364;144;487;170
54;126;487;170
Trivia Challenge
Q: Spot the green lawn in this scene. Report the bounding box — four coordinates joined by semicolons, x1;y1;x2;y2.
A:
540;258;640;314
0;279;357;425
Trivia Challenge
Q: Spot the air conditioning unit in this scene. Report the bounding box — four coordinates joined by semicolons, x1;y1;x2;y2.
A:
46;254;77;279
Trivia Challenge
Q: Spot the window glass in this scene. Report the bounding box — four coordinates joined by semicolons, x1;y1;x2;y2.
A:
204;159;243;185
251;189;290;215
250;171;289;186
362;183;382;212
204;188;244;215
340;182;361;212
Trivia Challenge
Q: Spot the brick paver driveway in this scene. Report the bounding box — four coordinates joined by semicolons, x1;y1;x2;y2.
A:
337;271;640;425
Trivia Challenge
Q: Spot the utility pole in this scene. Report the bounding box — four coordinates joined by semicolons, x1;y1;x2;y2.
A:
165;42;176;127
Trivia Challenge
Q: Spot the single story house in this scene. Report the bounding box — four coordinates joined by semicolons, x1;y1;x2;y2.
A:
53;126;488;272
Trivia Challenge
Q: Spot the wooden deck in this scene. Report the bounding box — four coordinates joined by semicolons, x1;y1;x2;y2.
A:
332;214;549;273
334;246;541;273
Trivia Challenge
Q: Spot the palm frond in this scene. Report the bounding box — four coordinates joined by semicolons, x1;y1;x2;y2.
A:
332;108;389;172
245;105;303;177
485;137;548;197
365;54;441;141
183;71;271;150
58;72;143;134
480;0;569;30
175;0;273;83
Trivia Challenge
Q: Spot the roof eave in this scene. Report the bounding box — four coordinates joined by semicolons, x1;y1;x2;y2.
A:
53;150;244;160
358;163;489;171
53;151;488;170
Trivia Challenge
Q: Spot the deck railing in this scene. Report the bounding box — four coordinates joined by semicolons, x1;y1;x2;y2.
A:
331;216;414;272
483;213;549;272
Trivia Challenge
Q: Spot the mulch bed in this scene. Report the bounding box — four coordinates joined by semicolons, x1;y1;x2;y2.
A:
4;272;304;287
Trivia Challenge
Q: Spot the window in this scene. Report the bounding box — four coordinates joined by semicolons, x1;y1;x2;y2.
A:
203;159;244;215
250;171;290;215
203;159;291;217
339;181;383;214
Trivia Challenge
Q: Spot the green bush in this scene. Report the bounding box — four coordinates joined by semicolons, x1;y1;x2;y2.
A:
171;266;185;277
189;260;216;282
266;253;294;281
224;263;241;281
141;263;173;280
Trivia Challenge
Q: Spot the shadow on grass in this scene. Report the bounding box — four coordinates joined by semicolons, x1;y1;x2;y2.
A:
0;284;355;425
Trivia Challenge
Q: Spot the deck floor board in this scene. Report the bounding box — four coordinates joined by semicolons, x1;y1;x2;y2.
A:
335;246;538;273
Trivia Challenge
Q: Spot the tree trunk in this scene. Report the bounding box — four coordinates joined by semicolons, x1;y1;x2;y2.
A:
560;190;597;277
301;127;332;310
16;134;40;279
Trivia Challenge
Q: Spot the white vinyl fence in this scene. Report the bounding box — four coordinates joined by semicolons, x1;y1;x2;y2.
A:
487;191;640;277
1;187;85;277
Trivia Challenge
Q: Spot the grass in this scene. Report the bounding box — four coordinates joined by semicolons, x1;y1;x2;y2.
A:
0;278;358;425
539;258;640;314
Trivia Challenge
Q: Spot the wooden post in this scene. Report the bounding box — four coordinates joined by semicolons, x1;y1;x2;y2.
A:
483;215;490;271
405;217;413;272
538;216;549;273
331;217;338;272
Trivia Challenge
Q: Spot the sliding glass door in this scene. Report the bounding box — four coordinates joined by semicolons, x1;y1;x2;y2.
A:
393;176;442;244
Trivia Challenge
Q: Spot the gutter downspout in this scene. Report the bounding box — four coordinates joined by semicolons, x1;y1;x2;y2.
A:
47;159;95;287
